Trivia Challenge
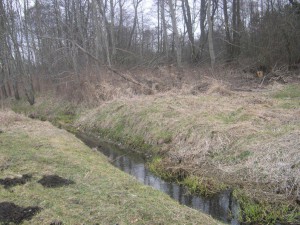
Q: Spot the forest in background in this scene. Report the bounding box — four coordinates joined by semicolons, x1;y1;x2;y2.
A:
0;0;300;104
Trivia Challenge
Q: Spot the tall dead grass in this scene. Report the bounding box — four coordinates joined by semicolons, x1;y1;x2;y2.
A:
76;81;300;200
32;65;258;105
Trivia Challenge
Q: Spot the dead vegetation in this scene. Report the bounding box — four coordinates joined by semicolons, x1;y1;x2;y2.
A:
4;66;300;224
75;78;300;203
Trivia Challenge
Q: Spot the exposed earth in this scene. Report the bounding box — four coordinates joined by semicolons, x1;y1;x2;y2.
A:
0;202;41;224
38;175;75;188
0;174;32;189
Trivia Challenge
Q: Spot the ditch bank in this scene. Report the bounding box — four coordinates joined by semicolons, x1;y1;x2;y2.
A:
0;111;221;224
9;83;300;224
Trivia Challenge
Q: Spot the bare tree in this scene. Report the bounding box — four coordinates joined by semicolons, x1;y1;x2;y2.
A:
128;0;142;49
207;0;215;67
168;0;182;67
161;0;169;57
109;0;116;60
199;0;207;59
182;0;196;61
223;0;232;60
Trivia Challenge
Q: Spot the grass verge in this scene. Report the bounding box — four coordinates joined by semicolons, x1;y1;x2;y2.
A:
0;111;222;224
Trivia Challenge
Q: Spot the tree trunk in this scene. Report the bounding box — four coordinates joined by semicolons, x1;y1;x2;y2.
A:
199;0;207;59
128;0;142;49
13;80;20;101
182;0;196;61
207;0;215;68
161;0;169;58
223;0;232;60
168;0;182;68
109;0;116;60
96;0;112;66
232;0;241;57
157;0;160;53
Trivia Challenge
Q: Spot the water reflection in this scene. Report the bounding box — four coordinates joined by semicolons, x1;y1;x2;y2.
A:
79;134;240;225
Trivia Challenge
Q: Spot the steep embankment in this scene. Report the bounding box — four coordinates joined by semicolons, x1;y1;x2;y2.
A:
9;83;300;224
0;111;221;224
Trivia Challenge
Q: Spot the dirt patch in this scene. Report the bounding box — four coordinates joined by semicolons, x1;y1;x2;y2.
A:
0;202;41;224
0;174;32;188
50;219;63;225
38;175;75;188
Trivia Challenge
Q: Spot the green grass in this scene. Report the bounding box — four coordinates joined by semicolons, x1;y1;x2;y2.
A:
0;112;221;224
10;97;79;133
273;85;300;109
181;176;227;197
273;84;300;99
233;189;300;225
147;156;175;181
215;108;252;124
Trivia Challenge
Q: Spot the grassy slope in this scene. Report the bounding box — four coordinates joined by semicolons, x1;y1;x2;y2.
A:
0;111;221;225
75;84;300;224
7;83;300;224
76;84;300;193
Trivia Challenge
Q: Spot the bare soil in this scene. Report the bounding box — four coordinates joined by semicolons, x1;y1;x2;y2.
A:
38;175;75;188
0;202;41;224
0;174;32;189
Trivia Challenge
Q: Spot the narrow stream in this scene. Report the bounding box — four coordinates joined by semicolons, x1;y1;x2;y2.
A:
77;133;241;225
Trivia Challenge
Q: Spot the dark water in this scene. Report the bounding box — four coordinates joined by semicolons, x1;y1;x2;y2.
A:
78;133;240;225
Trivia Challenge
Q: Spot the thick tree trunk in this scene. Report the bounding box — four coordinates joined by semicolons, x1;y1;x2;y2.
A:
13;80;20;101
182;0;195;61
160;0;169;58
232;0;241;57
199;0;207;59
207;0;215;68
161;0;169;57
223;0;232;60
1;85;7;99
109;0;116;60
168;0;182;68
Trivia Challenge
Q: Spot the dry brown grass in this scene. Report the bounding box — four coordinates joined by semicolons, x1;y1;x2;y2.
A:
76;80;300;202
0;110;24;127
